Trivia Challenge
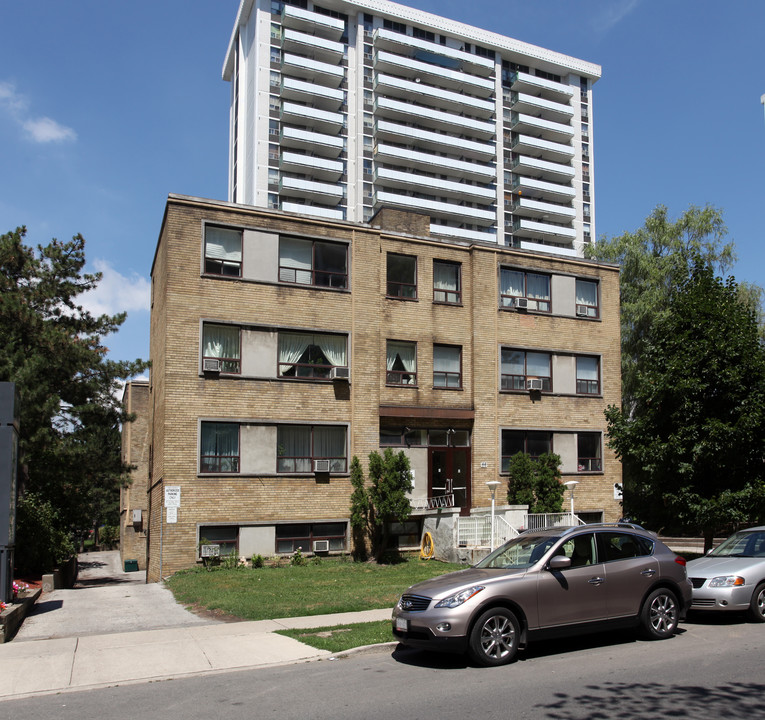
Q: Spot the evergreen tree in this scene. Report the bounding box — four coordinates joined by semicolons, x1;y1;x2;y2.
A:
506;452;564;514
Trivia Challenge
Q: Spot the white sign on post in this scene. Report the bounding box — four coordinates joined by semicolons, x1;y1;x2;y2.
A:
166;506;178;523
164;486;181;508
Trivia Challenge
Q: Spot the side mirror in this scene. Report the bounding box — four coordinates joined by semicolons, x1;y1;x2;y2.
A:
548;555;571;571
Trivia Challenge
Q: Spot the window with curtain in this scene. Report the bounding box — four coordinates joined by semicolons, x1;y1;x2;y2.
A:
433;345;462;388
386;340;417;385
576;356;600;394
277;425;347;473
577;432;602;472
205;226;242;277
202;324;241;373
500;349;551;391
387;253;417;299
499;268;550;312
433;261;461;304
200;422;240;473
575;279;599;318
278;332;347;379
501;430;552;471
279;236;347;289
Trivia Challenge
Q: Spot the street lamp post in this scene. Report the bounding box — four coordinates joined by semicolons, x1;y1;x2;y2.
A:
486;480;501;551
563;480;579;525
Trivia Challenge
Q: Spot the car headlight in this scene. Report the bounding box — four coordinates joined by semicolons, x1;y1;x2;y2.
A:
708;575;745;588
434;586;485;608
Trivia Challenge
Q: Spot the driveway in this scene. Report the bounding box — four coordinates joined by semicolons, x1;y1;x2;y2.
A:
13;551;217;641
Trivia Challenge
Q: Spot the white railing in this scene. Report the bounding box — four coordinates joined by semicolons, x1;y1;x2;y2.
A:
458;515;520;548
524;512;585;530
410;494;454;511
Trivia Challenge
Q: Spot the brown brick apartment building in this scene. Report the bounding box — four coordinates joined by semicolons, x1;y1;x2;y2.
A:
145;193;621;581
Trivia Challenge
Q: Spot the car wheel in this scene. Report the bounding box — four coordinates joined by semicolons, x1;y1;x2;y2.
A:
746;583;765;623
640;588;679;639
468;607;519;667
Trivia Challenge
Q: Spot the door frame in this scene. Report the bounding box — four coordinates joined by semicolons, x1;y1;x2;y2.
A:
428;446;471;516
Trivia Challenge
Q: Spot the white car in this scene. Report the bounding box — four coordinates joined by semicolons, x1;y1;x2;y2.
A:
686;526;765;621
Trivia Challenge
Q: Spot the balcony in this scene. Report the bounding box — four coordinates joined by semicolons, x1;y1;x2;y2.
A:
375;74;495;118
509;71;574;102
281;126;344;157
509;92;572;123
509;196;575;221
508;112;573;143
279;176;345;201
510;134;574;163
375;190;496;225
282;28;345;63
374;97;495;140
375;143;495;182
430;224;498;243
375;167;495;203
375;120;495;161
373;28;495;76
280;77;344;111
280;152;344;181
281;201;345;221
510;176;575;203
511;155;575;182
280;5;345;41
511;217;576;241
280;102;344;134
281;53;344;88
374;51;495;97
514;238;579;257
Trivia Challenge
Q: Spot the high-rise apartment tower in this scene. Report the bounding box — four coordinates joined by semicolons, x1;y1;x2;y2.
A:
223;0;600;257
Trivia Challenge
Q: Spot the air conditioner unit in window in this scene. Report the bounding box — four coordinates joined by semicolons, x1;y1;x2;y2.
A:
313;539;330;553
576;305;589;317
203;358;221;373
131;509;142;524
329;366;350;381
515;297;529;310
313;459;331;473
527;378;544;391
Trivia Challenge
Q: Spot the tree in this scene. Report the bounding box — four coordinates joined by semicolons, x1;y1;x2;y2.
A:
0;227;148;570
348;449;413;563
585;205;737;409
349;456;369;561
506;452;564;514
605;259;765;549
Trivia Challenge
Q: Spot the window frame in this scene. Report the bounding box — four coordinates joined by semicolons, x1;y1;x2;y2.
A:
277;331;348;380
204;225;242;278
278;236;348;290
501;430;553;471
500;268;551;313
433;344;462;389
500;349;552;392
576;355;601;395
386;253;417;300
202;323;242;374
275;522;348;554
200;422;241;474
577;432;603;473
575;278;600;318
276;424;347;474
198;525;239;558
386;340;417;386
433;260;462;305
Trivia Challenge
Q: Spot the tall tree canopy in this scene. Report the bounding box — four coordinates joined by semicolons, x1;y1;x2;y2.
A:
604;259;765;546
0;227;148;570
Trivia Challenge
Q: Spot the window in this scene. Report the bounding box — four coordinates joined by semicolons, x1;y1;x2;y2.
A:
278;331;347;379
501;430;551;471
412;27;435;42
433;345;462;388
386;340;417;385
276;522;347;553
387;253;416;298
577;433;602;472
199;526;238;557
500;269;551;312
576;356;600;395
575;279;599;318
204;226;242;277
558;533;596;568
501;349;551;391
279;236;348;289
433;261;461;304
276;425;347;473
383;18;407;34
202;324;241;374
200;422;240;473
597;532;653;562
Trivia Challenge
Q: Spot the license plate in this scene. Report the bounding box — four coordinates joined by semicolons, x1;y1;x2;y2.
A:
395;617;408;632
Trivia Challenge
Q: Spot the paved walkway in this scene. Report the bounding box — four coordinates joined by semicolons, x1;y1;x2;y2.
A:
0;552;393;700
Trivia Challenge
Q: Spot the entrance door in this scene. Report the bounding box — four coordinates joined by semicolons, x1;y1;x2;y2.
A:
429;447;471;515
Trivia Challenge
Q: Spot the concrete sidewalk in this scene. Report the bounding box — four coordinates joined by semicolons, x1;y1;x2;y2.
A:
0;608;393;699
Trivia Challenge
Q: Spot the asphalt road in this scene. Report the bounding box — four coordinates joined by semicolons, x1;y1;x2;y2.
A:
1;614;762;720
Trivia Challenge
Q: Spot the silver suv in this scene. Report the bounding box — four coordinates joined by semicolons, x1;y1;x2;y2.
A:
392;523;692;666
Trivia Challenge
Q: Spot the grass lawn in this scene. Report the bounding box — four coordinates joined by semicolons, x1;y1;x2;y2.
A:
166;557;465;621
276;620;395;653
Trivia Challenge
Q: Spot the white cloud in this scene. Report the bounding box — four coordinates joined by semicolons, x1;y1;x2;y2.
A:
79;259;151;317
0;80;76;144
590;0;641;34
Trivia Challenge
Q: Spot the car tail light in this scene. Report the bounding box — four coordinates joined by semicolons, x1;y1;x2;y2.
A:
674;556;687;567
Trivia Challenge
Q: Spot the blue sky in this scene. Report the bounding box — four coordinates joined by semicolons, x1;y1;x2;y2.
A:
2;0;764;371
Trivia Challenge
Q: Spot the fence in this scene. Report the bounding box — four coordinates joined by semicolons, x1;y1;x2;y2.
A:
457;515;520;548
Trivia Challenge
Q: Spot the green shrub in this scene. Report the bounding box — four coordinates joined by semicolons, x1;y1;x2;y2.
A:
251;554;265;568
15;492;76;574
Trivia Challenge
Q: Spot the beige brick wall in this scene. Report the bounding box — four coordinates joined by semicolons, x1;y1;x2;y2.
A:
147;196;622;581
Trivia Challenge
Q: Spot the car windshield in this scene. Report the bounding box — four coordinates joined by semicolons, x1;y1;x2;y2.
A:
475;533;560;569
710;530;765;558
